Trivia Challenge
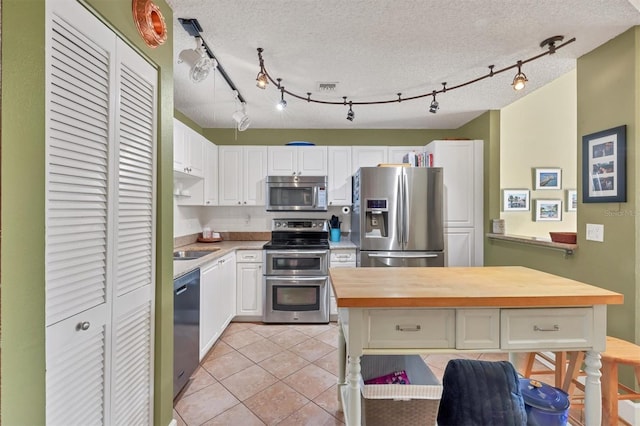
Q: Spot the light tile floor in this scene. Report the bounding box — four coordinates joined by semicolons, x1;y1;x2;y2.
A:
173;322;594;426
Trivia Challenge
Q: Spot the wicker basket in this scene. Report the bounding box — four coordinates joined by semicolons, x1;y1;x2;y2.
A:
360;355;442;426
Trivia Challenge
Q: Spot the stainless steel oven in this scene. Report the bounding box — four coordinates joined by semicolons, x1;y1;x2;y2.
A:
263;218;330;323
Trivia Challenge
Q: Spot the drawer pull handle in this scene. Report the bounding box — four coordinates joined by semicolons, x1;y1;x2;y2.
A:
396;324;421;332
533;325;559;332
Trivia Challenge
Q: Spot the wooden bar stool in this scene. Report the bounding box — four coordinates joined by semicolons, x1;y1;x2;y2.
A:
599;336;640;425
525;336;640;425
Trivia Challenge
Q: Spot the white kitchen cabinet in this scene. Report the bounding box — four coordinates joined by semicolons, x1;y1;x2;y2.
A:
200;260;220;360
173;118;204;178
268;146;328;175
329;248;356;318
236;250;263;319
200;252;236;360
218;146;268;205
388;146;423;164
45;1;156;423
424;140;484;266
351;146;388;173
327;146;353;206
175;134;216;206
203;141;218;206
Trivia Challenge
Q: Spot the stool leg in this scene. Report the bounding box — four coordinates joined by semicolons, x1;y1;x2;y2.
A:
601;360;618;426
563;351;584;396
555;352;567;388
524;352;535;377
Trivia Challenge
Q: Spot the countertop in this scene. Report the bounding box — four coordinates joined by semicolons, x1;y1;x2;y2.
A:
329;239;357;249
329;266;624;308
174;240;267;278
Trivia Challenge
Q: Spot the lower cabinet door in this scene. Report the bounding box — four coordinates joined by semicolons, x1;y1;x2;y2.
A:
237;262;263;316
200;261;219;360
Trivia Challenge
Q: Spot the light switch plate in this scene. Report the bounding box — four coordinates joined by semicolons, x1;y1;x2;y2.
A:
586;223;604;242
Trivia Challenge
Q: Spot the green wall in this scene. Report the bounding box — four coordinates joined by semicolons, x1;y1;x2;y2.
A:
1;1;175;425
203;128;460;145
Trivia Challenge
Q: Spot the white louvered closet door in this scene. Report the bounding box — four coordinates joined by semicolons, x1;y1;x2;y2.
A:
110;39;156;426
45;1;157;425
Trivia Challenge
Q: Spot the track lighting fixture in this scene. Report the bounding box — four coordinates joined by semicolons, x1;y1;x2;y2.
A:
346;102;355;121
178;40;216;83
232;91;251;131
178;18;246;102
512;60;528;91
277;86;287;110
429;91;439;114
254;35;574;116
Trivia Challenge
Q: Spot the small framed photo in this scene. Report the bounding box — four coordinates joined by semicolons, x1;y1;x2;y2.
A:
582;125;626;203
503;189;530;211
534;199;562;221
566;189;577;212
534;168;562;190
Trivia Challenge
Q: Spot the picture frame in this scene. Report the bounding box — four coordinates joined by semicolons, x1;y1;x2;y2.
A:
582;125;626;203
534;168;562;190
566;189;577;212
534;199;562;221
503;189;530;211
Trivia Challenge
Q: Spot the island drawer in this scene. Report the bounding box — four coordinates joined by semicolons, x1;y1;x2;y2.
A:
500;307;594;350
330;250;356;265
366;309;455;349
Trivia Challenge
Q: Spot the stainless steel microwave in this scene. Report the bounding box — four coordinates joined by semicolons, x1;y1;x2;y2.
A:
265;176;328;211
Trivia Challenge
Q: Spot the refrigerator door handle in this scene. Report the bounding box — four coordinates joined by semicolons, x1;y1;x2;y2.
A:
397;175;403;245
403;172;409;246
368;253;440;258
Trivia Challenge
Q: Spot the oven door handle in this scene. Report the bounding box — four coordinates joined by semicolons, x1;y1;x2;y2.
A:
265;276;327;282
368;253;440;259
266;250;328;256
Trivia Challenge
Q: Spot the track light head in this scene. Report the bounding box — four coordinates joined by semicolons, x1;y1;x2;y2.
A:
277;87;287;110
232;102;250;131
429;91;439;114
256;71;268;89
346;102;355;121
178;47;215;83
512;61;528;91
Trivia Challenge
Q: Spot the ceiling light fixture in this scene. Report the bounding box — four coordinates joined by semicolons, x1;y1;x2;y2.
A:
512;60;528;91
429;91;439;114
254;35;574;114
347;101;355;121
178;40;216;83
256;48;268;89
232;90;251;131
277;80;287;110
178;18;246;102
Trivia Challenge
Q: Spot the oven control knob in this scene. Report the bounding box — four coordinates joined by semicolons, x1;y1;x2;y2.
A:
275;222;281;227
312;223;316;227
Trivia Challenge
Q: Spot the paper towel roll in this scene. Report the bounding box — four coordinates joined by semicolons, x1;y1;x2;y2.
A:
342;206;350;214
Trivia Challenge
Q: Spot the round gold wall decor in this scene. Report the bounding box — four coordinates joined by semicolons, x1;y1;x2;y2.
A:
132;0;167;48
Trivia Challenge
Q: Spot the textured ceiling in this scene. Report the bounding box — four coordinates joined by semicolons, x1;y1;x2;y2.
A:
167;0;640;130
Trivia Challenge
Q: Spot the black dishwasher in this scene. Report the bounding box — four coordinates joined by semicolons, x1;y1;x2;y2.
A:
173;268;200;399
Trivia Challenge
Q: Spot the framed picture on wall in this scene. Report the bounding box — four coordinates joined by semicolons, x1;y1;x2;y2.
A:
566;189;577;211
534;168;562;190
582;125;626;203
534;199;562;221
503;189;530;211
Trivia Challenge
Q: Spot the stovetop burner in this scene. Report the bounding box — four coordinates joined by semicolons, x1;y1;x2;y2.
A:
264;218;330;250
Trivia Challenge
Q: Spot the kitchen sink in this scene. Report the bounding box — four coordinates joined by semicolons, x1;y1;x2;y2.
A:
173;249;219;260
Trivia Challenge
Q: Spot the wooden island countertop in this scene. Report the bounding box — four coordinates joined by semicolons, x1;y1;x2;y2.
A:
329;266;624;308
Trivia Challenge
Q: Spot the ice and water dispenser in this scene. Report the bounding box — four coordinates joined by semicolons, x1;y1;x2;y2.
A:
364;199;389;238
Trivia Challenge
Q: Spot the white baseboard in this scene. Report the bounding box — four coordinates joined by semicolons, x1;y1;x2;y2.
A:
168;419;178;426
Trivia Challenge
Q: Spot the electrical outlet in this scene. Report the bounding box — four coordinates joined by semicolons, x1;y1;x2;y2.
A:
586;223;604;242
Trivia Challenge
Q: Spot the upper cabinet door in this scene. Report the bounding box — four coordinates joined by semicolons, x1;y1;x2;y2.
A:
203;141;218;206
267;146;327;175
243;146;268;205
267;146;297;175
327;146;352;206
218;146;244;205
173;119;186;172
351;146;388;173
297;146;327;175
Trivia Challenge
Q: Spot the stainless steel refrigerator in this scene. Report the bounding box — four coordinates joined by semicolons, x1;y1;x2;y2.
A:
351;167;445;267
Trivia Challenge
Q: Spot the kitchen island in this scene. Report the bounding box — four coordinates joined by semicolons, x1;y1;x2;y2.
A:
329;266;624;426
